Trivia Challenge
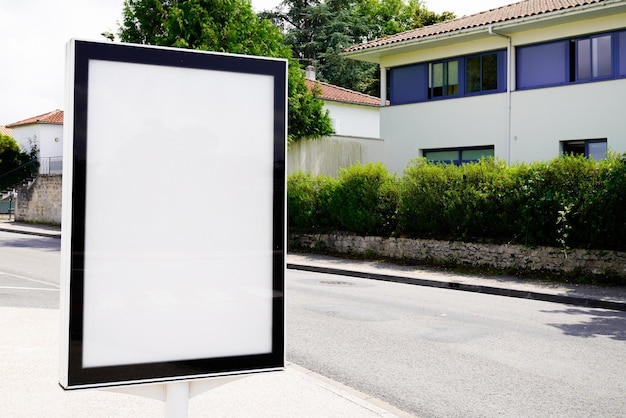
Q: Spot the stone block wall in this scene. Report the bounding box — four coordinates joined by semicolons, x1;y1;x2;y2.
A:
291;233;626;279
15;175;62;225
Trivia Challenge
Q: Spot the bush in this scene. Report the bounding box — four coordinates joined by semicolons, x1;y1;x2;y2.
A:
287;171;336;231
287;153;626;251
328;163;397;235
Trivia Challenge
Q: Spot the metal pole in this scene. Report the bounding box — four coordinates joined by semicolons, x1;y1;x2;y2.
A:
164;381;189;418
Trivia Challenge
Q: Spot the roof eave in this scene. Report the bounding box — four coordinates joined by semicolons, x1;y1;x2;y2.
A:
344;0;626;64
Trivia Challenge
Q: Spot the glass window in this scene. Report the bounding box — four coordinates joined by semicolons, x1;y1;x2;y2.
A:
424;146;494;165
577;34;612;80
562;139;607;160
587;140;608;160
466;53;498;93
424;150;458;164
432;60;459;97
466;57;481;93
462;148;494;163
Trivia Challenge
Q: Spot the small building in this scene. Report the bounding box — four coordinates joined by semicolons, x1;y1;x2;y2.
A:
288;67;385;176
344;0;626;172
6;109;64;174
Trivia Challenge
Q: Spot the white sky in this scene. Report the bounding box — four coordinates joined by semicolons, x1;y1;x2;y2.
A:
0;0;514;125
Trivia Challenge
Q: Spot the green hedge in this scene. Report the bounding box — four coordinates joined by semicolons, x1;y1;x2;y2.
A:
288;155;626;252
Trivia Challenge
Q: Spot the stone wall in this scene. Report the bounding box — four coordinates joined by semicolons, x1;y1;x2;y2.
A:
15;175;62;225
291;233;626;278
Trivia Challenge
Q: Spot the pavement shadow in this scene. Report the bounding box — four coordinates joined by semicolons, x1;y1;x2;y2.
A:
542;308;626;341
0;236;61;251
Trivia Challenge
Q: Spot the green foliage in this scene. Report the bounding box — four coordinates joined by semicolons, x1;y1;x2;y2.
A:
263;0;455;95
288;154;626;251
329;163;397;235
0;133;38;193
287;171;336;231
119;0;332;142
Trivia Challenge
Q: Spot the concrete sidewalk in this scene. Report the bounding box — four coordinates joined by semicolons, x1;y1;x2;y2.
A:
0;221;410;417
0;307;411;418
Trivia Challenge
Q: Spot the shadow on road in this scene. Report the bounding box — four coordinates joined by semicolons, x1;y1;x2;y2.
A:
542;308;626;341
0;236;61;251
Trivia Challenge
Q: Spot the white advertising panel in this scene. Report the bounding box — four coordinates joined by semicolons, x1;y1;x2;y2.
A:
60;40;286;389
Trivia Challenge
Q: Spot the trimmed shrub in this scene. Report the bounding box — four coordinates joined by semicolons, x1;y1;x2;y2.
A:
287;153;626;251
328;163;397;235
287;171;337;231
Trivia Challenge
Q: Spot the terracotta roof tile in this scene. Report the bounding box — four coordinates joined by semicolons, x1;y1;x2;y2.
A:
0;125;13;137
306;79;382;106
344;0;609;53
6;109;64;128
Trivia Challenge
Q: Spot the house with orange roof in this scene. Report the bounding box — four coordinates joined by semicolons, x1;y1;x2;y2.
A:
289;67;385;176
6;109;64;174
344;0;626;172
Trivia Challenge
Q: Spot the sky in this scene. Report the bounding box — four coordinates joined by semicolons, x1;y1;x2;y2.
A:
0;0;514;126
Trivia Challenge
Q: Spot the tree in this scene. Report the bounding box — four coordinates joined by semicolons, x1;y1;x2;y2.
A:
261;0;455;94
119;0;333;143
0;133;38;192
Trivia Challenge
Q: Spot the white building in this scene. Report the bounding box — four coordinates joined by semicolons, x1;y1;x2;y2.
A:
344;0;626;173
6;109;64;174
288;70;385;176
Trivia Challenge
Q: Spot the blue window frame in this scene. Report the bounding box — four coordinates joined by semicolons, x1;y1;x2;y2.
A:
423;146;495;166
619;31;626;76
388;50;506;105
431;59;460;98
575;34;613;80
466;52;500;93
517;29;626;90
562;139;607;160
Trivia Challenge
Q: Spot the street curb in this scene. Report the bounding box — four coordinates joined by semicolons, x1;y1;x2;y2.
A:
287;263;626;312
0;226;61;239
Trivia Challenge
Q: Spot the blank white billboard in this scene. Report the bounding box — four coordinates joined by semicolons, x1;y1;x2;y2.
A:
60;40;286;389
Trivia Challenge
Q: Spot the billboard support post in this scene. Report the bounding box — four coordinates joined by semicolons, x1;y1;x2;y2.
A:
104;374;249;417
164;381;188;418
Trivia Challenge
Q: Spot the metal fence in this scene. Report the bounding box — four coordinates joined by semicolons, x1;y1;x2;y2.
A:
39;156;63;175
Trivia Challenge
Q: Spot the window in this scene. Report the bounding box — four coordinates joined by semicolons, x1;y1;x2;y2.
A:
575;34;612;80
423;146;495;165
562;139;607;160
517;30;626;90
466;53;498;93
388;50;505;105
432;60;459;97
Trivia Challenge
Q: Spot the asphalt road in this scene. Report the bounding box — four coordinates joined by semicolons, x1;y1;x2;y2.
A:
0;231;60;309
2;231;625;417
286;269;626;418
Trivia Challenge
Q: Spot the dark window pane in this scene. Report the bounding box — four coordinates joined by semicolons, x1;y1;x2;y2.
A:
563;142;585;156
466;57;481;93
482;54;498;91
577;39;591;79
